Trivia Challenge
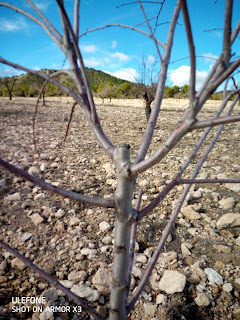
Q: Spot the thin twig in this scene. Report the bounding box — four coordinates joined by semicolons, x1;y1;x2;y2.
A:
180;178;240;184
33;70;72;153
0;240;104;320
117;1;163;8
133;0;181;165
154;0;166;32
137;0;162;61
25;0;62;40
63;102;77;142
79;24;165;49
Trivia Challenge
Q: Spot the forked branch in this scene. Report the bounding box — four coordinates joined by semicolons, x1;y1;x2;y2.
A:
127;93;239;313
133;0;181;165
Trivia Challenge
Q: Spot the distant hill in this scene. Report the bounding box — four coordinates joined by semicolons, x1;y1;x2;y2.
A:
0;67;135;98
86;68;128;86
0;67;230;101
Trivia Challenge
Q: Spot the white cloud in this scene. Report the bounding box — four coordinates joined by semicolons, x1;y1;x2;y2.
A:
84;57;101;67
112;40;117;49
33;1;50;11
32;66;40;71
82;45;97;53
148;55;156;64
170;65;208;89
106;68;139;82
111;52;130;62
202;53;218;64
0;17;28;32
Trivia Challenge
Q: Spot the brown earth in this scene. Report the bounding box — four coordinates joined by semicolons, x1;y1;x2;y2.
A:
0;97;240;320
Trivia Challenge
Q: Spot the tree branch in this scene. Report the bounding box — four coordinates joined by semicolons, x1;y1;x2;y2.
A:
56;0;96;120
25;0;62;40
180;0;196;114
0;157;114;208
117;1;164;7
231;17;240;44
180;178;240;184
0;2;62;47
56;0;115;159
32;70;73;152
209;58;240;94
138;88;238;217
222;0;233;66
0;240;104;320
126;189;143;300
126;177;186;312
0;57;79;101
133;0;181;165
190;113;240;130
74;0;80;38
127;90;239;312
137;0;162;61
79;24;165;49
132;109;193;175
63;102;77;142
138;176;179;218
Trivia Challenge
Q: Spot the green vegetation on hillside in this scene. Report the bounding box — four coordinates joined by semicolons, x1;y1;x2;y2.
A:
0;67;226;101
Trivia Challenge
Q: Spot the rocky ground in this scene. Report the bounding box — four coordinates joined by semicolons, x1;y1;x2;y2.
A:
0;96;240;320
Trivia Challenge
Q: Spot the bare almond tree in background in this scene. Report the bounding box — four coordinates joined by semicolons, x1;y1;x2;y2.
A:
0;0;240;319
0;68;18;100
138;55;159;121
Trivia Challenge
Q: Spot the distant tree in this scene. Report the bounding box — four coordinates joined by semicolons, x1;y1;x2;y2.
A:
138;55;159;121
180;84;190;96
91;83;99;93
119;82;133;99
164;85;180;98
0;68;18;100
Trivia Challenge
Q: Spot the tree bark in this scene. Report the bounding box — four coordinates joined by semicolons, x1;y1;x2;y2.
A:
145;101;151;122
110;144;135;320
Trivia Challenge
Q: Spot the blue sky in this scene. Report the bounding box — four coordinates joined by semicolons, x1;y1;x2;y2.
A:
0;0;239;90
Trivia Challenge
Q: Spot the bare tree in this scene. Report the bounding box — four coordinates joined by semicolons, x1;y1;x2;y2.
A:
0;68;18;100
0;1;240;320
97;83;116;103
138;54;159;121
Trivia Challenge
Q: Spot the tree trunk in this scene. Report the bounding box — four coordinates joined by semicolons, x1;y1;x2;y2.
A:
145;101;151;122
110;144;135;320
